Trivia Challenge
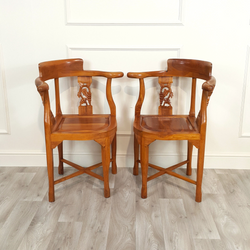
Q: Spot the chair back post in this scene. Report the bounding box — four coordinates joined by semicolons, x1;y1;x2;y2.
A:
189;77;197;117
135;78;145;120
35;77;54;132
106;78;116;116
54;78;62;116
44;92;54;135
197;89;208;132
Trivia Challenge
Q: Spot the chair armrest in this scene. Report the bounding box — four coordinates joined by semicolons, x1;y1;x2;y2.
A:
127;71;166;79
35;77;55;129
202;76;216;92
196;76;216;131
75;70;124;78
35;77;49;92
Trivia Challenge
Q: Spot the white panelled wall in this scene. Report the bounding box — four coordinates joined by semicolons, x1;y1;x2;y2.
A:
0;0;250;169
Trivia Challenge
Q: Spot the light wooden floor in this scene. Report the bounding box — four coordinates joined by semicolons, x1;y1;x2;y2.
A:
0;166;250;250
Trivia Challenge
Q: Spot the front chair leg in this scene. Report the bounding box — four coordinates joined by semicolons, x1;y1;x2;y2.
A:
111;134;117;174
196;142;205;202
102;138;111;198
140;140;149;199
133;134;139;175
58;142;64;175
46;144;55;202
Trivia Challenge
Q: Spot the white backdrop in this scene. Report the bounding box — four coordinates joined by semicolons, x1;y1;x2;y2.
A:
0;0;250;169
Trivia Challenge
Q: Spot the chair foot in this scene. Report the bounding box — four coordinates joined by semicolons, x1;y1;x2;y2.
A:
141;186;147;198
195;183;202;202
104;188;110;198
186;168;192;176
133;166;139;175
48;192;55;202
112;163;117;174
58;162;64;175
195;194;202;202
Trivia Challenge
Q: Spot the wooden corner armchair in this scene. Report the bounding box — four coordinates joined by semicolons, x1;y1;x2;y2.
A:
127;59;216;202
35;58;123;202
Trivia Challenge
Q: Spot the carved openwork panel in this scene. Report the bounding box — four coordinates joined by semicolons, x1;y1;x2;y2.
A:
77;76;93;115
158;76;173;115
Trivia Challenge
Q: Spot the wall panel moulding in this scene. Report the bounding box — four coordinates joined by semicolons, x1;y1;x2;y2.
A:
66;0;184;25
0;44;10;134
240;46;250;137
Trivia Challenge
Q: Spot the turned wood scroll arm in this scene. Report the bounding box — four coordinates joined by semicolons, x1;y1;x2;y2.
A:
35;77;49;94
202;76;216;94
197;76;216;131
35;77;55;130
106;78;116;116
201;76;216;108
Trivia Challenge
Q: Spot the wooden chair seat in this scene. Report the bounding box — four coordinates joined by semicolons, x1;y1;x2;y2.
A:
136;115;200;140
35;58;123;202
53;115;114;133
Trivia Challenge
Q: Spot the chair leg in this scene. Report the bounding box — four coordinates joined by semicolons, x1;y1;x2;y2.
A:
186;141;193;176
58;142;64;175
133;134;139;175
102;138;111;198
111;134;117;174
46;143;55;202
140;140;149;198
195;142;205;202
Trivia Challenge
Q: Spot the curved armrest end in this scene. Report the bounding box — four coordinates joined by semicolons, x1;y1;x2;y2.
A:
35;77;49;92
105;71;124;78
127;72;144;78
202;76;216;92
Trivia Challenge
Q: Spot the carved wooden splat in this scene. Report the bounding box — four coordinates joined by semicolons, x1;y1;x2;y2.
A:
77;76;93;115
158;76;173;115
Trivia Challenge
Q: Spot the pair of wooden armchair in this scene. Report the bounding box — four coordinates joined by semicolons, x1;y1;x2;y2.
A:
35;58;215;202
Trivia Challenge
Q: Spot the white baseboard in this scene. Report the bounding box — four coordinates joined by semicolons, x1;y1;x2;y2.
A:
0;151;250;169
